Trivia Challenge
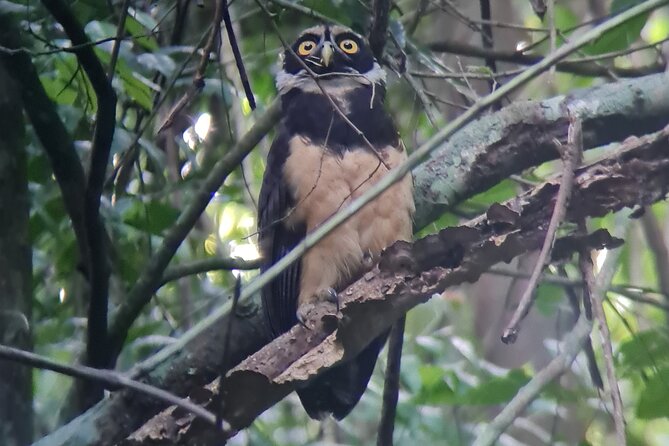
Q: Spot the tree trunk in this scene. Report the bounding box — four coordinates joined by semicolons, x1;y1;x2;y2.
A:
0;61;33;445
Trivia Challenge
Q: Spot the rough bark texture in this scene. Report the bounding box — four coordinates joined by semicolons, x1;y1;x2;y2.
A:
413;73;669;227
34;72;669;446
0;63;33;445
125;126;669;444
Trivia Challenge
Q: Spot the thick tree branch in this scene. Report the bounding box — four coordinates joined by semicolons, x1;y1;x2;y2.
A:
0;15;88;271
413;72;669;227
126;126;669;443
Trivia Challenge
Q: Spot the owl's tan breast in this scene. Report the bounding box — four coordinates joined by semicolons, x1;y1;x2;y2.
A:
283;136;414;303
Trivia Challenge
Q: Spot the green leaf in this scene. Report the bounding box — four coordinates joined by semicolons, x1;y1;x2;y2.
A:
617;329;669;376
125;13;159;51
583;0;649;55
136;53;176;77
413;365;456;405
39;76;78;105
458;369;530;405
636;367;669;419
535;283;563;316
122;200;180;235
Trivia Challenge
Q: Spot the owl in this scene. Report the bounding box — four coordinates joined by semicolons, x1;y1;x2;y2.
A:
257;24;414;420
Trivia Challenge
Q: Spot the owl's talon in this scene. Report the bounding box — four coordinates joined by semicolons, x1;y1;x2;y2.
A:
296;310;311;329
296;288;339;328
362;252;375;269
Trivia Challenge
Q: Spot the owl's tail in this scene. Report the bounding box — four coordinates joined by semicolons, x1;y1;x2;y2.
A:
296;331;389;420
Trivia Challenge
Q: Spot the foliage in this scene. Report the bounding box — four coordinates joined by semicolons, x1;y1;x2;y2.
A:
3;0;669;445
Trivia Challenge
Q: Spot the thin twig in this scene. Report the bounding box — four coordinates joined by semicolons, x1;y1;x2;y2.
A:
369;0;392;60
107;0;131;80
581;222;627;445
216;277;242;430
221;1;255;110
502;116;583;343
640;212;669;304
560;265;603;388
0;344;225;430
548;0;556;78
427;39;665;78
377;317;405;446
475;236;623;446
487;266;669;312
478;0;497;100
160;257;262;287
158;0;226;132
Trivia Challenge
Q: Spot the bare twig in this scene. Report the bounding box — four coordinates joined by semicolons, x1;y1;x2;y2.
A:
475;235;623;446
0;344;223;429
369;0;392;60
581;223;627;444
640;212;669;304
158;0;226;132
548;0;556;78
502;116;583;343
560;265;603;388
160;257;262;287
427;39;665;78
221;1;256;110
107;0;131;80
216;277;242;430
478;0;497;99
377;317;405;446
487;267;669;312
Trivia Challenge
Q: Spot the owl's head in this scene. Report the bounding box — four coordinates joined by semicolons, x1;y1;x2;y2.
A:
276;24;385;93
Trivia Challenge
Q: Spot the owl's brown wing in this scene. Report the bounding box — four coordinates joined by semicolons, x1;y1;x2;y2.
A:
258;127;305;337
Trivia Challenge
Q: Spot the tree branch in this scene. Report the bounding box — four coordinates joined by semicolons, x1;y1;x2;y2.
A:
426;39;664;78
41;0;118;377
413;71;669;228
160;257;262;287
0;344;222;429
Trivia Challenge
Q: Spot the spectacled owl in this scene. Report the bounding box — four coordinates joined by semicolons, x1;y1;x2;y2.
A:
258;24;414;420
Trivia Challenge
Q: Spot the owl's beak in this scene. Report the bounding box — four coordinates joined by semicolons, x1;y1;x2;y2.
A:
320;42;334;67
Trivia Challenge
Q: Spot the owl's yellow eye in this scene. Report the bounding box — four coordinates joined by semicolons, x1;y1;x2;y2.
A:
297;40;316;56
339;39;359;54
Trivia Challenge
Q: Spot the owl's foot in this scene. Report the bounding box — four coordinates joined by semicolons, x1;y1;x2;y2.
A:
362;251;375;270
297;288;339;329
